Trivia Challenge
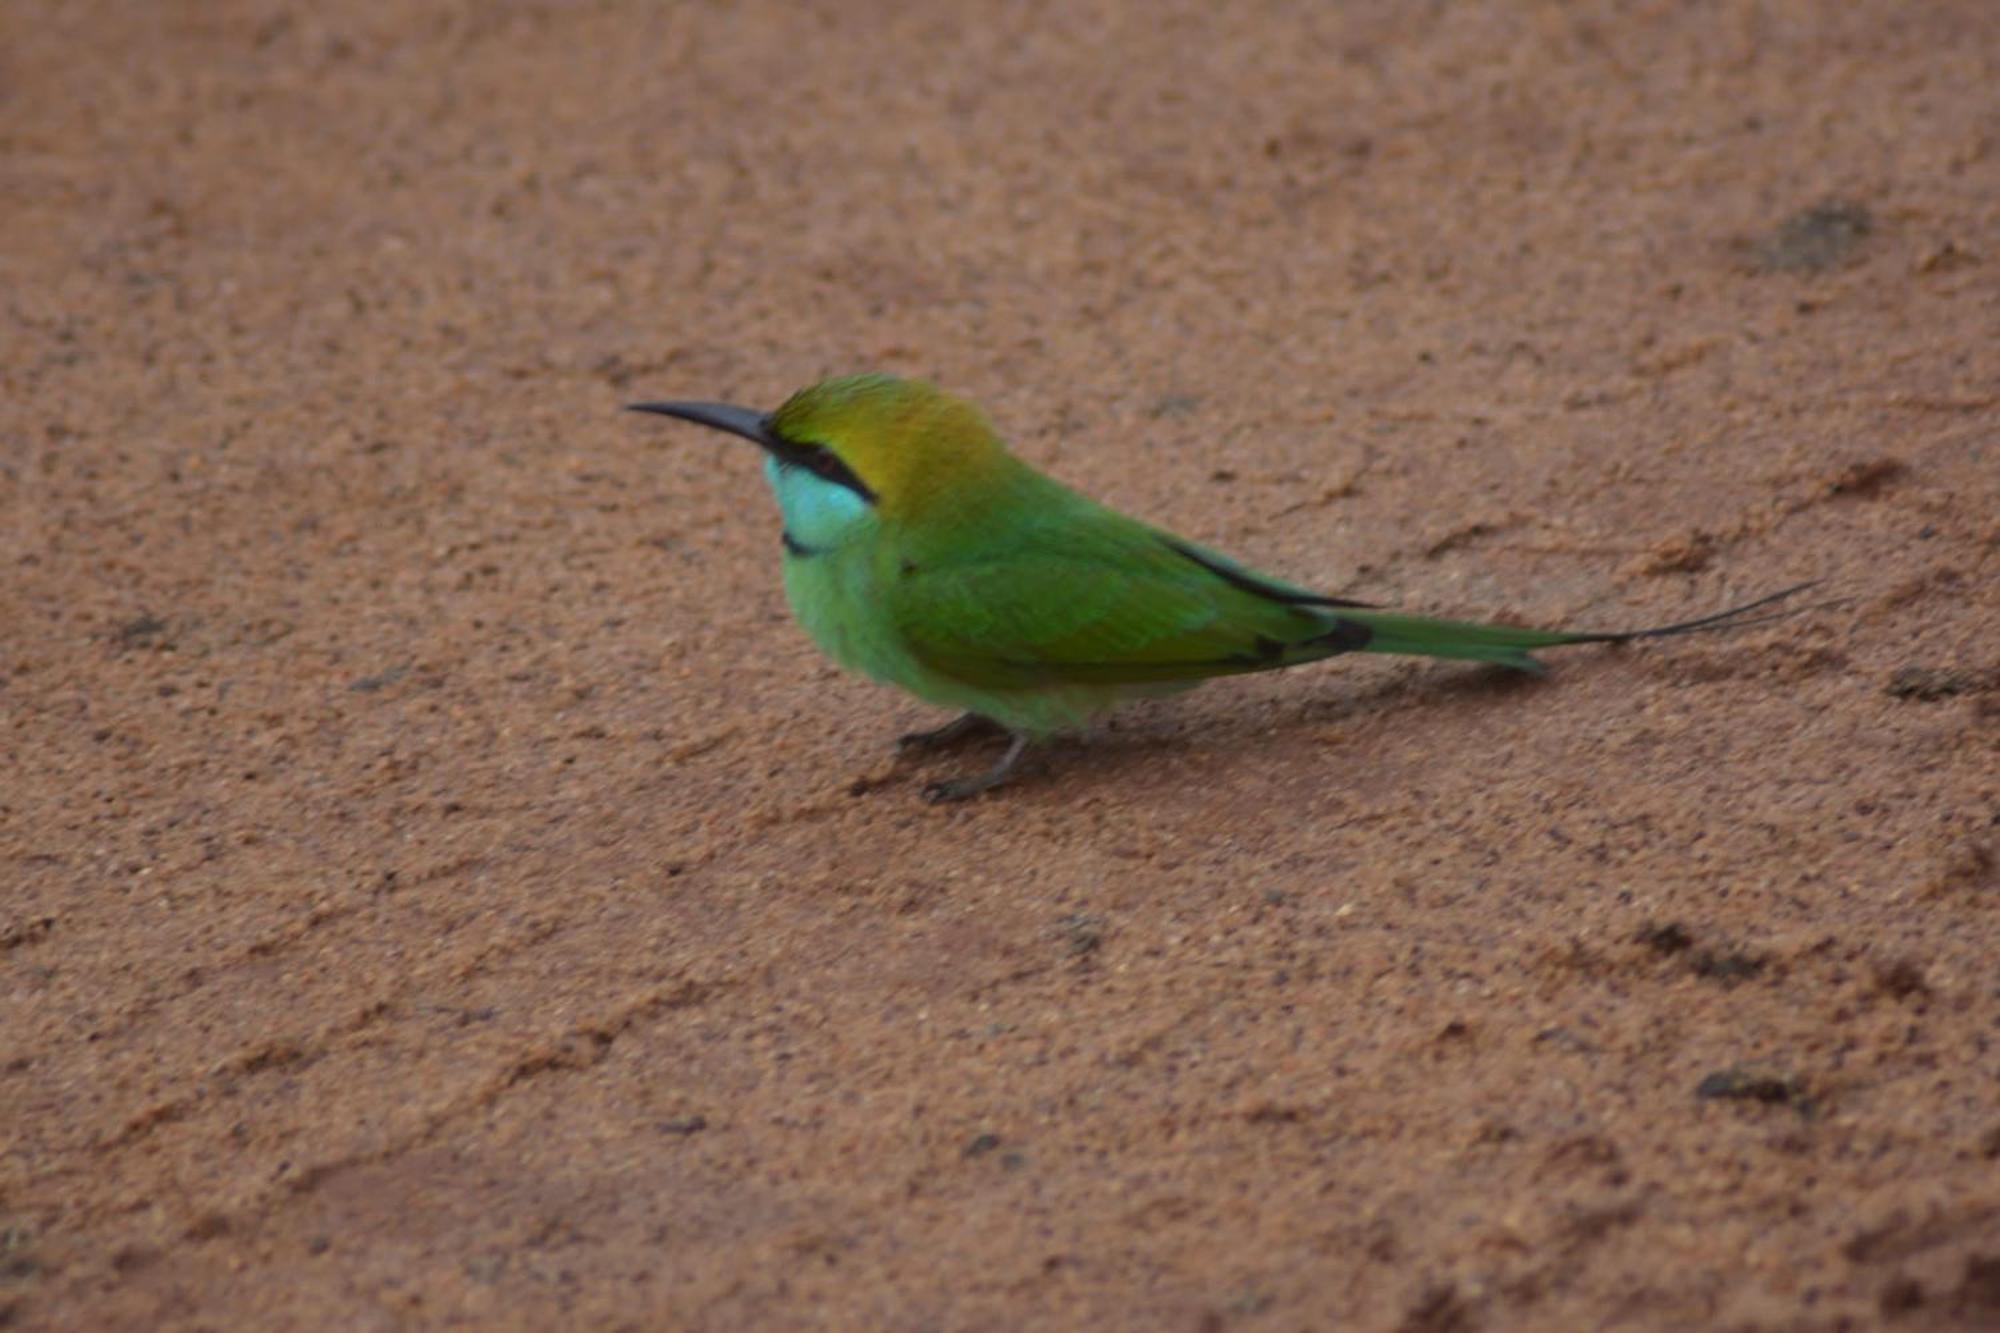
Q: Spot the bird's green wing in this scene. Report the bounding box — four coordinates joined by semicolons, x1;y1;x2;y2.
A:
884;485;1820;692
885;508;1367;689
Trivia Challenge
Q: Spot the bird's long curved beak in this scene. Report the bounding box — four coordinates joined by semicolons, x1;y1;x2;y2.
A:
626;400;777;449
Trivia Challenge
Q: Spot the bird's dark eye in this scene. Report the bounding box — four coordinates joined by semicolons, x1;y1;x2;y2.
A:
791;442;877;503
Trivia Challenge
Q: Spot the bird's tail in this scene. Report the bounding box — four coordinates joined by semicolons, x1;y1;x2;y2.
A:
1339;582;1818;674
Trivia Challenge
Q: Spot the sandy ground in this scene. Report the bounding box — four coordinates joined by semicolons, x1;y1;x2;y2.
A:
4;1;1998;1328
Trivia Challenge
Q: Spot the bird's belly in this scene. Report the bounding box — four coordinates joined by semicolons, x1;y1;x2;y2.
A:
779;549;1179;737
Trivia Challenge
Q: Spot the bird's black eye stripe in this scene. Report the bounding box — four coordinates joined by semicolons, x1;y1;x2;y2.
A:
783;441;877;503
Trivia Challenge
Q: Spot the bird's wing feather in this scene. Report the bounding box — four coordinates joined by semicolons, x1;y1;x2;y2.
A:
886;507;1355;688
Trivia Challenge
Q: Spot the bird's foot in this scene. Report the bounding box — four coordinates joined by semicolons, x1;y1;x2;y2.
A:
897;712;1005;754
921;734;1030;804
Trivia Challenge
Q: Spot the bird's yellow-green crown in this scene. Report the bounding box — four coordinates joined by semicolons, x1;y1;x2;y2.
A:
768;375;1012;516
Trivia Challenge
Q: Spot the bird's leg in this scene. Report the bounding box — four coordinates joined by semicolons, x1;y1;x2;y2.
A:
921;733;1031;804
896;711;1005;753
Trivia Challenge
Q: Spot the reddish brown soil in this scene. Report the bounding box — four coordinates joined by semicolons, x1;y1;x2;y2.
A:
5;2;1998;1329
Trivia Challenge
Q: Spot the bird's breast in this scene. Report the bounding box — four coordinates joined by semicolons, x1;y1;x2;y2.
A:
780;541;896;681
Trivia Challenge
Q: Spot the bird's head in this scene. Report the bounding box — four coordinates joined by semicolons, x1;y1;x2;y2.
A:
628;374;1010;524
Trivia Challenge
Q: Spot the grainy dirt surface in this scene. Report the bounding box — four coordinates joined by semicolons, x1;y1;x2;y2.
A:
4;2;1998;1329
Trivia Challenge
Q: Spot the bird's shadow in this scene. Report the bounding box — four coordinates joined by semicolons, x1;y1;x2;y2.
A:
1296;657;1548;721
894;659;1558;803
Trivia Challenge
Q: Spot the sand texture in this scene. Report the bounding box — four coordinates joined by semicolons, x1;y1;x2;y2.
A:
4;2;1998;1328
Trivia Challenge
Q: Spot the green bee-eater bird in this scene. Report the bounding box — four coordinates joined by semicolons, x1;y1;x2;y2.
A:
630;374;1806;802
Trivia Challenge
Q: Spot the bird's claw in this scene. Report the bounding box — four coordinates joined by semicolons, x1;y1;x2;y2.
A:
916;733;1031;804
